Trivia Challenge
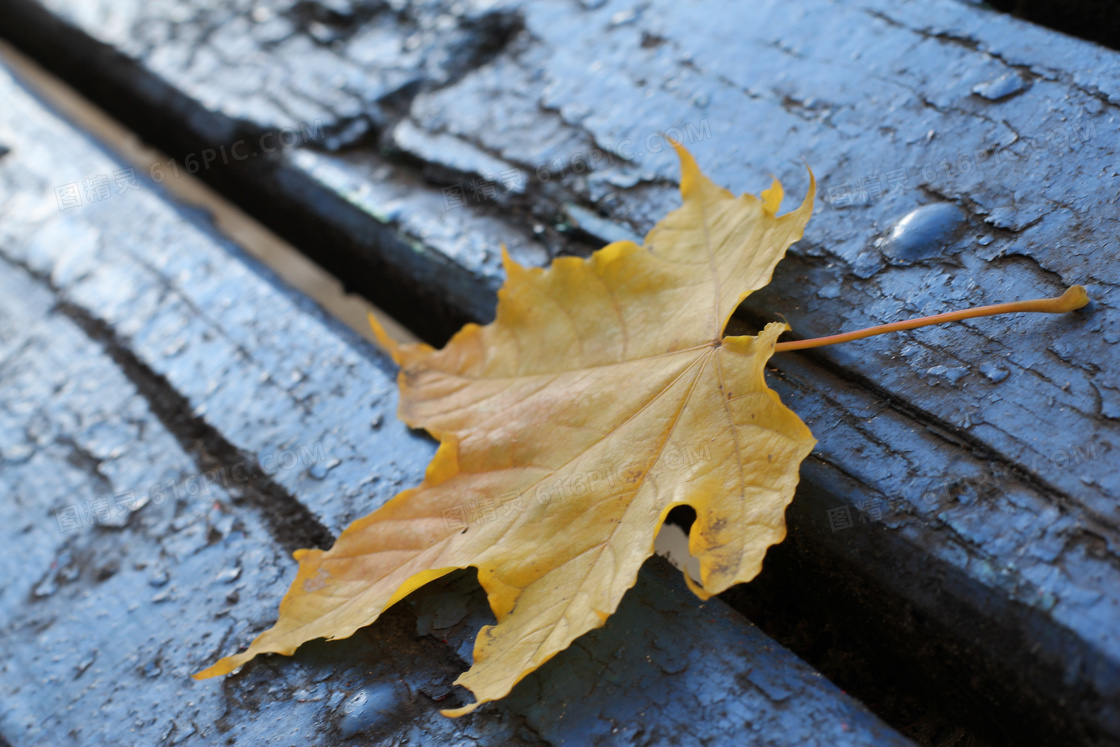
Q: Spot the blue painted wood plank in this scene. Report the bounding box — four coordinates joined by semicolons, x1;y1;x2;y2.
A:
2;0;1117;742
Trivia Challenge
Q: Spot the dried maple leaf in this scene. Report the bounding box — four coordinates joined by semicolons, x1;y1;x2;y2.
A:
194;141;1088;713
194;144;815;712
196;143;816;712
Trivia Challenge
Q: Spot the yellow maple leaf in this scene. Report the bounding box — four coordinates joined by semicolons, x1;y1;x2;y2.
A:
195;143;817;714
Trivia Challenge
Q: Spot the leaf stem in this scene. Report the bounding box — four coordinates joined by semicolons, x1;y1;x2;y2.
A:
773;285;1089;353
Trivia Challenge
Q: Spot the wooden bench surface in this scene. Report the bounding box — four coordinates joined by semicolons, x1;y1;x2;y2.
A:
1;0;1119;743
0;61;910;745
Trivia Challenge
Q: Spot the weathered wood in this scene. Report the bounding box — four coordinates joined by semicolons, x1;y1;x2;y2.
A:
2;0;1118;742
0;61;911;745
